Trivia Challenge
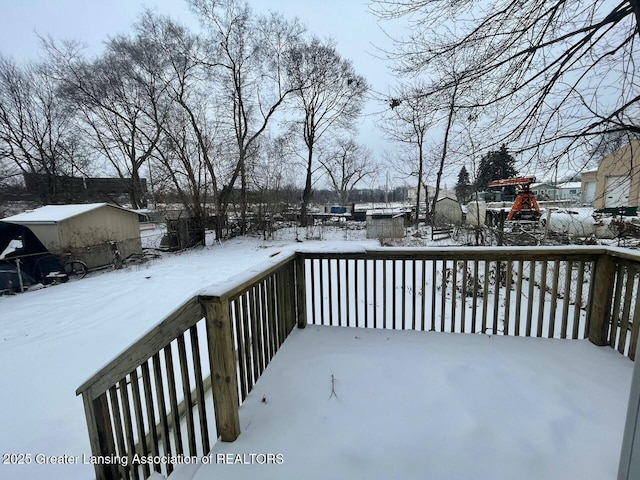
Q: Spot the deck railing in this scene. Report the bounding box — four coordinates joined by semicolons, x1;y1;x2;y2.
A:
76;251;301;480
77;246;640;480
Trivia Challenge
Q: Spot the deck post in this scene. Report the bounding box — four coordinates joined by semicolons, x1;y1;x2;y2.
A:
588;253;616;346
81;391;119;480
295;255;307;329
201;296;240;442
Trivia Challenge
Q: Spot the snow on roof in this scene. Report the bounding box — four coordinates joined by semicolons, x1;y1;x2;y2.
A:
2;203;129;224
557;182;582;189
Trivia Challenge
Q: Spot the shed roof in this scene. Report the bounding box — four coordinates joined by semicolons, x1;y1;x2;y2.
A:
556;182;582;189
2;203;134;224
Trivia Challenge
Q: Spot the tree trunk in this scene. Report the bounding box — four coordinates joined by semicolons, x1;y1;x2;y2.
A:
301;145;313;227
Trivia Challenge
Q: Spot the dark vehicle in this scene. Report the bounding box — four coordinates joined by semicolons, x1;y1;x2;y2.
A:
0;221;87;293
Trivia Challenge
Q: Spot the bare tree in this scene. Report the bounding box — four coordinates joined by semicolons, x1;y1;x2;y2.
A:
189;0;305;234
287;37;368;226
379;82;432;224
319;137;378;205
0;54;85;202
370;0;640;169
48;36;166;209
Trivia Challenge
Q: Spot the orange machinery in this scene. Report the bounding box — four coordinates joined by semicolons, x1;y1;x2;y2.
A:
486;176;541;221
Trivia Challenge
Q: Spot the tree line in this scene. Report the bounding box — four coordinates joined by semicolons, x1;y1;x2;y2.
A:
0;0;377;238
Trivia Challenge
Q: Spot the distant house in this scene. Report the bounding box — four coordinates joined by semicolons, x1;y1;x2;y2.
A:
556;182;582;202
531;182;558;200
580;141;640;210
3;203;141;269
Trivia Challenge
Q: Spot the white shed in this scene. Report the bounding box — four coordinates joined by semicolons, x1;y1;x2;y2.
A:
433;197;463;224
3;203;141;269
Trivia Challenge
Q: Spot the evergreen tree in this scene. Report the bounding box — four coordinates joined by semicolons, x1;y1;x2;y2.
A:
454;166;471;203
475;145;518;189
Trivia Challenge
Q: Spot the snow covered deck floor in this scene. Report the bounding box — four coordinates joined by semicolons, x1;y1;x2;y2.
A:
168;326;634;480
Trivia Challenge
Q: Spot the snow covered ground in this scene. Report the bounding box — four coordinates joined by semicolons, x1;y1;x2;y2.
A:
0;235;360;480
0;228;635;480
172;327;632;480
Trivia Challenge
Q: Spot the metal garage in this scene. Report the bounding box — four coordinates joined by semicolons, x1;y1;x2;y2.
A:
3;203;141;269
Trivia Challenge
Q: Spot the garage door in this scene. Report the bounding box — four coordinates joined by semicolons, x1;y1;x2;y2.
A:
605;175;631;207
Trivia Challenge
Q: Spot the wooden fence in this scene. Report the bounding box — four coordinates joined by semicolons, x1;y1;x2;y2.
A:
77;246;640;480
300;247;640;358
75;252;301;480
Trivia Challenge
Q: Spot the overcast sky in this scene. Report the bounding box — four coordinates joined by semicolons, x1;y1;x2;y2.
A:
0;0;428;188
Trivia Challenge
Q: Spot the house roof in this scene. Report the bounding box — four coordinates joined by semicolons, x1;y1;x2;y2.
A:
557;182;582;189
2;203;133;224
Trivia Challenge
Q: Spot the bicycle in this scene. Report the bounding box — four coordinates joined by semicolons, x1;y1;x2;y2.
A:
33;253;88;284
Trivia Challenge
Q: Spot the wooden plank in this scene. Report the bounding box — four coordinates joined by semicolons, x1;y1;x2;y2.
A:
189;325;210;454
402;260;407;330
393;260;397;330
537;260;548;338
492;261;500;335
526;261;536;337
328;259;334;326
514;261;524;337
610;265;625;348
251;287;264;377
255;285;266;376
140;362;159;469
629;279;640;360
373;259;378;329
163;346;183;455
588;255;617;346
411;260;418;330
232;300;247;401
287;262;297;334
383;260;388;329
560;261;573;339
300;247;604;263
421;260;427;331
107;386;128;479
295;256;307;329
441;260;447;332
452;261;458;333
130;368;151;479
355;259;360;327
268;274;278;356
337;259;343;326
345;260;351;327
319;259;325;326
77;297;204;399
461;260;468;333
481;261;490;334
504;261;512;335
203;297;241;442
258;280;271;365
432;260;437;331
573;261;585;339
82;391;119;480
151;353;172;474
365;259;370;328
309;258;316;325
120;377;138;480
241;293;254;392
548;260;560;338
176;335;196;456
618;267;635;355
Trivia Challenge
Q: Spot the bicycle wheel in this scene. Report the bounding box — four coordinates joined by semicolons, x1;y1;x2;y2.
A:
64;260;88;279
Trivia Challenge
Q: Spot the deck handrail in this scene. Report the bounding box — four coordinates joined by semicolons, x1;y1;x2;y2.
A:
77;245;640;480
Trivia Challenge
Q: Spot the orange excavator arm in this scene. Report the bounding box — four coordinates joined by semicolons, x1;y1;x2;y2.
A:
486;176;541;221
486;176;536;188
